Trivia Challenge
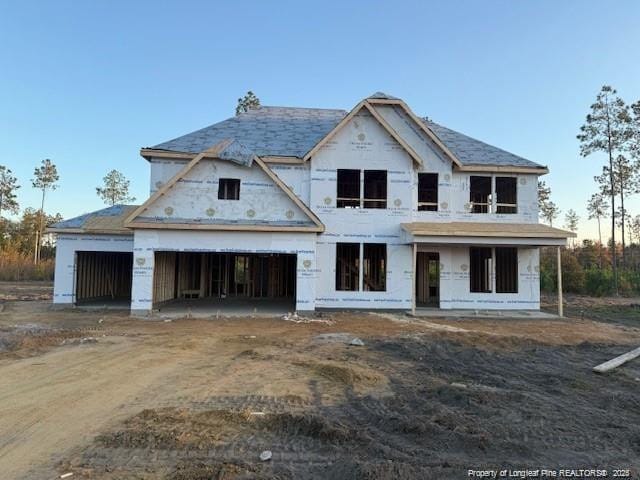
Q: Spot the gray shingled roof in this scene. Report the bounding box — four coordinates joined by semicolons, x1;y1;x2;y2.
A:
49;205;137;234
152;106;347;158
423;119;543;169
148;101;544;169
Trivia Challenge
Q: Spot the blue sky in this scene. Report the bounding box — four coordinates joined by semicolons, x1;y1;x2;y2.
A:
1;0;639;240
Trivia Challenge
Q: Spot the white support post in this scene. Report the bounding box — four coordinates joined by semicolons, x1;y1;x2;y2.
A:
557;246;563;317
411;243;417;316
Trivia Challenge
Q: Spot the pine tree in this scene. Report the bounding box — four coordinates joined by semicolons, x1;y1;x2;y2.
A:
564;209;580;248
577;85;632;293
31;159;59;263
0;165;20;217
538;181;560;226
96;170;136;206
235;91;260;115
587;193;609;266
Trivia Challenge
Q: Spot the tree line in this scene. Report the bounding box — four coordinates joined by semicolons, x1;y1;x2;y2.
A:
0;92;260;276
0;162;135;278
3;88;640;294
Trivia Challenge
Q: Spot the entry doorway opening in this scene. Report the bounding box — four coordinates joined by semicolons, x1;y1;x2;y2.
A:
75;251;133;306
152;252;296;311
416;252;440;307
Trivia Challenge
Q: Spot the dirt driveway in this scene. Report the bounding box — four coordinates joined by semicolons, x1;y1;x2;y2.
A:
1;284;640;479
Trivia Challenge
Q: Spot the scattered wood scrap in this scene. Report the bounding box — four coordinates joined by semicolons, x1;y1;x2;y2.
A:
593;346;640;373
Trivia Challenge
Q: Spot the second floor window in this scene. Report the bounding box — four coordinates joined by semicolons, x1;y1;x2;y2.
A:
336;169;387;209
218;178;240;200
470;175;517;214
496;177;517;213
337;169;360;208
363;170;387;209
470;176;492;213
418;173;438;211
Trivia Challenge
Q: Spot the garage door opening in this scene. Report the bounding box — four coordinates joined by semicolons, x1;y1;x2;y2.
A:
75;251;133;306
152;252;296;314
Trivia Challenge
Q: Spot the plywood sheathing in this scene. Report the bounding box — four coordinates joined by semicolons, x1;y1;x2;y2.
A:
401;222;576;239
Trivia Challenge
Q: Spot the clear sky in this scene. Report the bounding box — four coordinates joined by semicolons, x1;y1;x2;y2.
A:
1;0;639;240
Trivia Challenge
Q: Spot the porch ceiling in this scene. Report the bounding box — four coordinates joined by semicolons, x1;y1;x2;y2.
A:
401;221;574;246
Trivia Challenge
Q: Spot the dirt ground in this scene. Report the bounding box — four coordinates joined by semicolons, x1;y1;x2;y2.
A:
2;284;640;479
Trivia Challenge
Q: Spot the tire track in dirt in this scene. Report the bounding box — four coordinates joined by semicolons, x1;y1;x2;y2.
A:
0;334;203;480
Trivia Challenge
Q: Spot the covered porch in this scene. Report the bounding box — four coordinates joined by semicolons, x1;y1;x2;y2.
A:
401;222;576;316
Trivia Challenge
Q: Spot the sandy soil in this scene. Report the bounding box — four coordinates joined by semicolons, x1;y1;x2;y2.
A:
1;283;640;479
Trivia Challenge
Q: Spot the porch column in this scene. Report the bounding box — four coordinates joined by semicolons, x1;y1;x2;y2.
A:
557;246;563;317
411;242;417;315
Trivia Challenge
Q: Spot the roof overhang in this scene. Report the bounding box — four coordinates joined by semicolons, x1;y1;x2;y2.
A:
140;148;305;165
453;164;549;175
128;222;322;233
46;228;133;236
401;222;575;247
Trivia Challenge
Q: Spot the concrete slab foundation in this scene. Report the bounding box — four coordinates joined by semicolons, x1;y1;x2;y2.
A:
152;297;295;319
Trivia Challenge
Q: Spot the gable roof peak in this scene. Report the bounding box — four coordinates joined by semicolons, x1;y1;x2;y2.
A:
367;91;400;101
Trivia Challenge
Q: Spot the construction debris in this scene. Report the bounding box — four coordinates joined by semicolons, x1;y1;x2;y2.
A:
282;312;334;325
593;346;640;373
259;450;272;462
60;473;74;479
61;337;98;346
349;337;365;346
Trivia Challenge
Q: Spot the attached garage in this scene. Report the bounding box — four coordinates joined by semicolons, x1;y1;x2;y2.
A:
75;251;133;304
152;251;296;308
48;205;137;308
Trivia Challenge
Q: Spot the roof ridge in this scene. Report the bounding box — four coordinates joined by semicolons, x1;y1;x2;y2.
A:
241;105;347;113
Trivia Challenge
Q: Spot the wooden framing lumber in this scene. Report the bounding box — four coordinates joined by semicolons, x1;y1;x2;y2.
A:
362;102;423;166
129;222;322;232
303;101;367;161
253;155;324;231
456;164;549;175
126;142;231;226
593;346;640;373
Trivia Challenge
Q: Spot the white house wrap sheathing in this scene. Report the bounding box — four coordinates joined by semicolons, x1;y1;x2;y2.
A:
309;108;541;310
140;159;312;227
131;230;317;313
53;234;134;304
420;245;540;310
51;94;568;314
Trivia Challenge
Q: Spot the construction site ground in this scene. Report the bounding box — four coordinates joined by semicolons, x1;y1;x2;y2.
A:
1;282;640;479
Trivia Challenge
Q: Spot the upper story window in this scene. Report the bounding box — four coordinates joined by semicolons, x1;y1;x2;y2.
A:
470;176;492;213
418;173;438;211
495;177;517;213
470;175;517;214
218;178;240;200
336;169;387;209
363;170;387;209
337;169;360;208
